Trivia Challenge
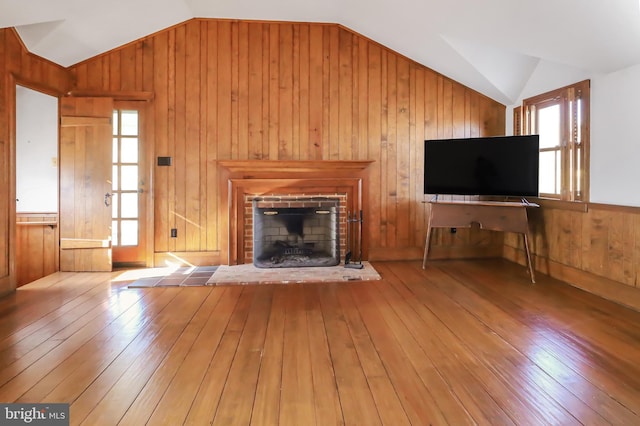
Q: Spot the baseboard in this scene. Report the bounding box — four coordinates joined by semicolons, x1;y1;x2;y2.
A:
0;276;14;296
368;247;423;261
368;245;502;262
153;251;222;267
503;245;640;312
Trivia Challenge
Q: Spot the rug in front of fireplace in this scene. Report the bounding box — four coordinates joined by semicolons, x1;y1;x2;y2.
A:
206;262;381;285
127;266;218;288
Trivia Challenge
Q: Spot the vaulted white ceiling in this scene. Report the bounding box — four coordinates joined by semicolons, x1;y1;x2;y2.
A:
2;0;640;104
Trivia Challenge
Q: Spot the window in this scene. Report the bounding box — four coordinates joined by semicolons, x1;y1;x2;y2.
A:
517;80;590;201
112;109;140;246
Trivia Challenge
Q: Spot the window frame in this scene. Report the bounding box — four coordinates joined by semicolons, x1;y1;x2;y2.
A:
518;80;590;202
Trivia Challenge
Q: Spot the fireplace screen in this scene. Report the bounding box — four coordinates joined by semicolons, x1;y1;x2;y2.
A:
252;197;340;268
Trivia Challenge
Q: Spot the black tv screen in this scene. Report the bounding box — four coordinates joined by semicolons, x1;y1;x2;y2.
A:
424;135;539;197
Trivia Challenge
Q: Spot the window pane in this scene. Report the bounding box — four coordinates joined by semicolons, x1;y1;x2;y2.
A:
120;165;138;191
113;138;119;163
120;220;139;246
112;111;118;136
112;193;119;219
539;150;559;194
538;104;561;149
121;111;138;136
576;99;582;143
112;220;119;246
112;165;118;191
121;138;138;163
556;151;562;194
120;193;138;218
576;146;582;195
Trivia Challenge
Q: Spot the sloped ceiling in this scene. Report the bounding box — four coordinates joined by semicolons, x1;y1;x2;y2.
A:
2;0;640;104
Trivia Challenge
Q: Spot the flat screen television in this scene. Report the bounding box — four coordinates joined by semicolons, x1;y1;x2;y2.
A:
424;135;539;197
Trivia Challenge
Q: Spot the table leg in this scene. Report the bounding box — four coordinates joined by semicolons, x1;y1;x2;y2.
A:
422;224;432;269
523;233;535;283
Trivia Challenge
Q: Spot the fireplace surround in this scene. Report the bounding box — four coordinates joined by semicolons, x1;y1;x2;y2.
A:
218;160;373;265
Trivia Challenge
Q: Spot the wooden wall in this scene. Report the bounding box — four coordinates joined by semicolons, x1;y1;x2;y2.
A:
0;28;71;295
16;213;59;286
68;18;506;264
504;201;640;310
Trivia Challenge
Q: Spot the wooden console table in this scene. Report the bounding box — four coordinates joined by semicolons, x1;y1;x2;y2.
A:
422;200;538;283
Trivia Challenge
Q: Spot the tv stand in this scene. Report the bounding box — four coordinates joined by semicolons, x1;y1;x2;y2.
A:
422;200;538;283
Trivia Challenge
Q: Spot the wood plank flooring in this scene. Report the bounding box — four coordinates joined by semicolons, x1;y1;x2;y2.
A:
1;260;640;425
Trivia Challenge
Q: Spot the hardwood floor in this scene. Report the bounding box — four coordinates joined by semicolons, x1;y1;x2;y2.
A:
1;260;640;425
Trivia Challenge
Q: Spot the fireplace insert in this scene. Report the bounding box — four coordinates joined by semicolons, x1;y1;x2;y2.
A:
252;197;340;268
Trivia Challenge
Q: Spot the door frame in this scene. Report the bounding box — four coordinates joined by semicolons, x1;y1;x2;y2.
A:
6;75;65;291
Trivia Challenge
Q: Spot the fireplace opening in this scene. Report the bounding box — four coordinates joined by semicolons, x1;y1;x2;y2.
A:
253;197;340;268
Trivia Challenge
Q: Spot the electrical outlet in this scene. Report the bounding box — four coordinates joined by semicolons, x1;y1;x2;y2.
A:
171;228;177;238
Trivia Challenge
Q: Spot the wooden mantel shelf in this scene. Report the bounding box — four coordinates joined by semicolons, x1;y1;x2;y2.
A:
218;160;374;175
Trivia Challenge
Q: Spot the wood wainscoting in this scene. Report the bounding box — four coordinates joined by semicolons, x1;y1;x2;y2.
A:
504;200;640;311
16;213;59;286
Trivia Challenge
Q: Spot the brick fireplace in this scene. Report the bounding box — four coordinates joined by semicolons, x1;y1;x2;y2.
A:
218;160;373;265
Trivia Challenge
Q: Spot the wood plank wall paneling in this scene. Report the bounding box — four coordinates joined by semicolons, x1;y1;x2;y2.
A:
0;28;71;294
16;214;59;286
67;18;505;263
0;30;8;292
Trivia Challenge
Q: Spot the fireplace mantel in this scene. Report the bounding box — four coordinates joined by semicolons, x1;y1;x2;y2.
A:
218;160;374;176
218;160;373;265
